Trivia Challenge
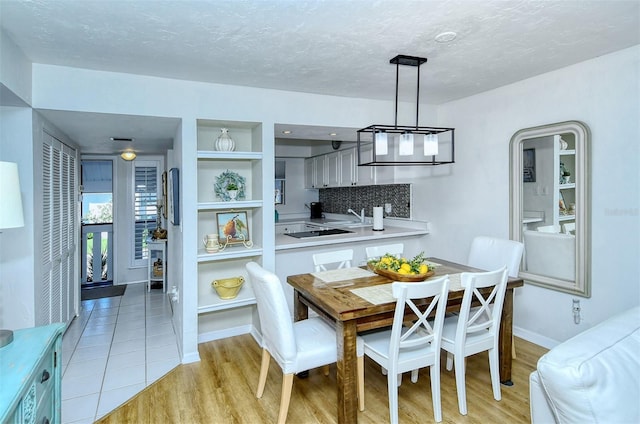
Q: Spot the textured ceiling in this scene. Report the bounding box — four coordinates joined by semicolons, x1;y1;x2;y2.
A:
1;0;639;153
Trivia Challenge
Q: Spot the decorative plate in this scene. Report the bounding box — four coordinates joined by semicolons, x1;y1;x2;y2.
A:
367;264;435;282
214;170;246;201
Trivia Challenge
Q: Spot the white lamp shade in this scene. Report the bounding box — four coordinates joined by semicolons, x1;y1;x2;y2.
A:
0;161;25;229
398;133;414;156
424;134;439;156
374;132;388;156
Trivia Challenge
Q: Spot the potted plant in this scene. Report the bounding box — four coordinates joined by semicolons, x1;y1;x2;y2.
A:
226;182;239;200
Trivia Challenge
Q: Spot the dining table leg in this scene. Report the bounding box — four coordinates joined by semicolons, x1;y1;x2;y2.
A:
335;319;359;424
499;287;515;385
293;290;308;321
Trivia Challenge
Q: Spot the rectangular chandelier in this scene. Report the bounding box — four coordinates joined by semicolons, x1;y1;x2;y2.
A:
357;55;455;166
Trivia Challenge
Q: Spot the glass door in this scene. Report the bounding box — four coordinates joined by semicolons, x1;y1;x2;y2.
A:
81;160;114;287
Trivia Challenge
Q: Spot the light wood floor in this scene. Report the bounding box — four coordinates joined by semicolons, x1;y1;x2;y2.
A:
97;335;547;423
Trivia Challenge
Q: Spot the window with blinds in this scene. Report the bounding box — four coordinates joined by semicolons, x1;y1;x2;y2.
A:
134;162;159;262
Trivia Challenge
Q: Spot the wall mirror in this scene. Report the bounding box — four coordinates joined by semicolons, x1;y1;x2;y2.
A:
509;121;591;297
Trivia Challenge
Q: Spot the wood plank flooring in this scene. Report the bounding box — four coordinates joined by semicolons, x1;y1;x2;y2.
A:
97;335;548;423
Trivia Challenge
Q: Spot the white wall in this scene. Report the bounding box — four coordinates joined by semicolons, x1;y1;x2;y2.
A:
420;46;639;346
273;156;318;219
0;29;32;106
0;106;34;329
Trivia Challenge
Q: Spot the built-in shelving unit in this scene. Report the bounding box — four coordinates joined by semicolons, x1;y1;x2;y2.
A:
196;120;264;318
555;136;576;230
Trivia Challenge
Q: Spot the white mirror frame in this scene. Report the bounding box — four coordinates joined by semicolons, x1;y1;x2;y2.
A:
509;120;591;297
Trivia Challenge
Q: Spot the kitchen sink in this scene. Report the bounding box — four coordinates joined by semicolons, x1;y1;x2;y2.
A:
285;228;354;238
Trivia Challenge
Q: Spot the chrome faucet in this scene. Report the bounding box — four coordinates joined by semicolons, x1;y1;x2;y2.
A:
347;208;366;223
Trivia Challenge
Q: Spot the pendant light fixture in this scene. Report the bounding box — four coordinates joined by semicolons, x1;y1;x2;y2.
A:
357;55;455;166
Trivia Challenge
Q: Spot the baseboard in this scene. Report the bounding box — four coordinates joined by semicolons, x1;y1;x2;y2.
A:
197;324;254;344
514;325;560;349
249;326;262;347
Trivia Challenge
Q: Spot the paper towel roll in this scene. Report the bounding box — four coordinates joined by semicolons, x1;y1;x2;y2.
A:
373;206;384;231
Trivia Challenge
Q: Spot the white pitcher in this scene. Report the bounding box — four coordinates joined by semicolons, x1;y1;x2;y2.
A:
203;234;220;253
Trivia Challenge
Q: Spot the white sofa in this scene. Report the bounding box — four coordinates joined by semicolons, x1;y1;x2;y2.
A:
530;306;640;423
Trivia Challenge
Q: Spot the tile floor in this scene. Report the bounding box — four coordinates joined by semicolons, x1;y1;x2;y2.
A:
61;283;180;424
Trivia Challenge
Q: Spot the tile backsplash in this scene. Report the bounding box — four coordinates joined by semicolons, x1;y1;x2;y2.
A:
319;184;411;218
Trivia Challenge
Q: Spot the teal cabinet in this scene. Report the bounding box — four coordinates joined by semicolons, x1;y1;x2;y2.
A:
0;323;65;423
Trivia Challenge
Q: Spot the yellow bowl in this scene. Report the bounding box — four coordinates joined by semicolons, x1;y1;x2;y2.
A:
212;276;245;299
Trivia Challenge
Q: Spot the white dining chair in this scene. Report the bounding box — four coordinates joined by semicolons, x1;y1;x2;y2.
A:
246;262;365;423
562;222;576;234
312;249;353;271
365;243;404;261
536;224;561;233
467;236;524;278
360;275;450;423
440;266;509;415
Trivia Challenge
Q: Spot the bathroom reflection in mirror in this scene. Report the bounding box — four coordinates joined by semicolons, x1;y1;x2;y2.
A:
509;121;591;297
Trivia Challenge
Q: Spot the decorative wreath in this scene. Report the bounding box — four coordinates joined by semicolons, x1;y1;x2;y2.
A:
214;170;246;201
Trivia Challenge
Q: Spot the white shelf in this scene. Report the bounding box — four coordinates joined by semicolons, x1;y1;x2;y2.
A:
559;214;575;222
559;183;576;190
559;149;576;155
198;200;263;211
198;283;256;314
197;246;263;263
197;151;262;160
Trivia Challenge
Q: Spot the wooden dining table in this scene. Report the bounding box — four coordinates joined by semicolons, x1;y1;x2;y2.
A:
286;257;524;424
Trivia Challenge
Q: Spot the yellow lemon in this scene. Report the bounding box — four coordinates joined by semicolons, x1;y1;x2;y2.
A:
398;268;409;275
419;264;428;274
400;263;411;272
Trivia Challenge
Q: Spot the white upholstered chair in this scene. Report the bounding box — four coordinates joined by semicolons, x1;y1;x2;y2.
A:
441;267;509;415
365;243;404;261
361;276;450;423
312;249;353;271
467;236;524;278
246;262;364;423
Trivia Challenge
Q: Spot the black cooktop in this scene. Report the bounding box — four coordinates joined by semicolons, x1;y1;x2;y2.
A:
285;228;353;238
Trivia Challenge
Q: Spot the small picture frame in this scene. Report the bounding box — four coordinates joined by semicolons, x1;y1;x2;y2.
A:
523;148;536;183
168;168;180;225
216;211;250;245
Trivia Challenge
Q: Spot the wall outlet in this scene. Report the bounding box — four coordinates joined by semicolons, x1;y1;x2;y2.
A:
384;203;392;214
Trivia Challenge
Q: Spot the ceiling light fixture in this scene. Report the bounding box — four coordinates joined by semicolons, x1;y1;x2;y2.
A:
357;55;455;166
435;31;457;43
111;137;135;142
120;151;137;161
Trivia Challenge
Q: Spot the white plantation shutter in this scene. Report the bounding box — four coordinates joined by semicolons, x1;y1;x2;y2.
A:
133;161;159;263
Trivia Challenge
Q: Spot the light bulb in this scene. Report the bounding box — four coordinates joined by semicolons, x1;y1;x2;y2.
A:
375;132;388;156
398;133;414;156
424;134;439;156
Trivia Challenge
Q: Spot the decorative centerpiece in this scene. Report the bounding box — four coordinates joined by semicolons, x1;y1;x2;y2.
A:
214;128;235;151
214;170;246;201
212;276;245;299
368;251;435;282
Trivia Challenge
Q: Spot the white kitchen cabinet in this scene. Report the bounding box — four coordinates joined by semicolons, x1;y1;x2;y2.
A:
304;147;381;188
304;157;317;188
196;121;264;319
339;147;373;186
325;151;340;187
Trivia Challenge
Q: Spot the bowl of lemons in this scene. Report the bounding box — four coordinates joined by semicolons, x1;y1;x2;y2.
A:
367;251;435;282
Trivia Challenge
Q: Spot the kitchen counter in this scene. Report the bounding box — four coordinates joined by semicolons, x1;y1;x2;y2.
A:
275;216;429;251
